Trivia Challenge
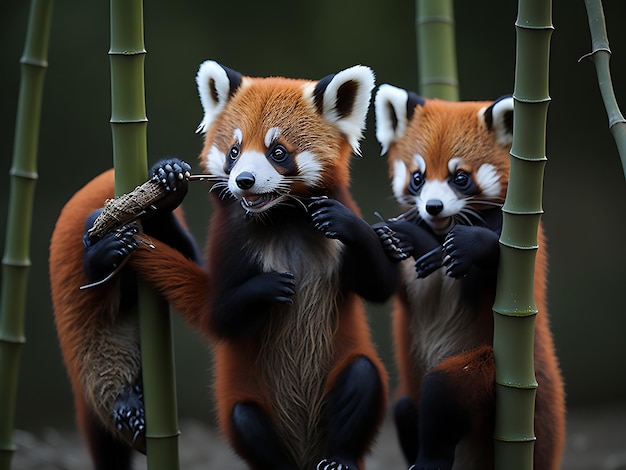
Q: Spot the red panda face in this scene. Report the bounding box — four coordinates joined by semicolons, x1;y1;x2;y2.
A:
195;61;374;215
375;85;513;235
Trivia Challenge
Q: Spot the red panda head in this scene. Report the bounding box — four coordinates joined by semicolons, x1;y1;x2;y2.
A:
195;60;375;215
374;84;513;235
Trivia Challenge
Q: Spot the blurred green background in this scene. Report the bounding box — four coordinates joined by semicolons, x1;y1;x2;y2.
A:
0;1;624;435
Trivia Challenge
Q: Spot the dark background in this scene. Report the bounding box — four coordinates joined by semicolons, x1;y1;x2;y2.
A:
0;0;624;434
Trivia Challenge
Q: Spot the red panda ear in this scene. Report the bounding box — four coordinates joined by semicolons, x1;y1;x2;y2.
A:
312;65;375;155
196;60;242;134
482;95;514;146
375;84;425;155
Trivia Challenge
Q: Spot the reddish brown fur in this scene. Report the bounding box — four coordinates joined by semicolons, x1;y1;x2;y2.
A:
385;98;565;469
128;75;388;467
50;170;132;447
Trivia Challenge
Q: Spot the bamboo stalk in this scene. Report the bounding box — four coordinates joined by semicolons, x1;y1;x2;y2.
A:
581;0;626;179
415;0;459;100
109;1;180;468
492;0;553;468
0;1;53;468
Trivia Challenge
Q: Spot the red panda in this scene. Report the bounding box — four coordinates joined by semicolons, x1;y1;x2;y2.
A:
372;84;566;470
49;159;200;469
51;60;397;470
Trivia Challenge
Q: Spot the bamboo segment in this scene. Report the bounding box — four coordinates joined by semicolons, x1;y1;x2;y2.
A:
415;0;459;100
493;0;553;468
581;0;626;179
0;1;53;468
108;1;181;468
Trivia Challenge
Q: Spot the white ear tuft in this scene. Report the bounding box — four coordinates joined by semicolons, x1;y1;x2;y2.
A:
374;84;411;155
483;96;514;146
313;65;375;155
196;60;240;134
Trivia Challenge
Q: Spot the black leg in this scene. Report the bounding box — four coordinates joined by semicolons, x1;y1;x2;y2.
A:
415;371;470;470
322;356;384;469
231;401;295;470
83;407;133;470
394;395;419;466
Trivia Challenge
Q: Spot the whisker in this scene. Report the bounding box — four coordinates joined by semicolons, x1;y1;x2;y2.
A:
188;174;223;182
284;194;310;212
390;205;419;222
455;212;473;226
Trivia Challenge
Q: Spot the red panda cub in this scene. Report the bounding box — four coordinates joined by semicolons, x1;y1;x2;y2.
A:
110;61;396;469
372;84;565;470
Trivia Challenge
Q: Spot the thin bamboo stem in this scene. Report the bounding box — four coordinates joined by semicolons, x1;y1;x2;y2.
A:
492;0;553;468
581;0;626;179
109;1;181;468
415;0;459;100
0;1;53;468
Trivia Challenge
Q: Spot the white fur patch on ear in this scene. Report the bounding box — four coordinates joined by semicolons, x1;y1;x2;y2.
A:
318;65;375;155
490;97;514;146
375;84;410;155
196;60;234;134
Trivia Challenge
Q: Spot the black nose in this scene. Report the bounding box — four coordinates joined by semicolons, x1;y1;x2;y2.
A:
425;199;444;215
236;172;255;190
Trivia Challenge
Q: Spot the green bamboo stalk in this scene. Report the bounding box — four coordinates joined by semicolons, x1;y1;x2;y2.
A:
415;0;459;100
109;1;180;468
0;1;53;468
581;0;626;179
492;0;553;468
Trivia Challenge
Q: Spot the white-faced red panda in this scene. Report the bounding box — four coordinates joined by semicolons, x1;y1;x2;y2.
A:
51;60;397;470
372;84;566;470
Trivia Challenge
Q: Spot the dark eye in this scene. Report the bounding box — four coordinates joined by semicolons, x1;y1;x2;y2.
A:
269;144;289;163
450;170;478;194
228;144;240;161
453;171;469;188
408;171;425;194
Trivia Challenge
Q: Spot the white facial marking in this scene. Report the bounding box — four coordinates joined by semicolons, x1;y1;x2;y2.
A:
296;151;324;187
233;128;242;144
448;157;462;174
476;163;501;198
414;154;426;173
418;180;464;234
228;151;282;197
392;160;408;202
206;144;227;177
265;127;281;148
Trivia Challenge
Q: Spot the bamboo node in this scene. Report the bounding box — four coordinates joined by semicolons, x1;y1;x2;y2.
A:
9;168;38;180
19;57;48;68
417;16;455;26
420;77;459;87
578;47;612;63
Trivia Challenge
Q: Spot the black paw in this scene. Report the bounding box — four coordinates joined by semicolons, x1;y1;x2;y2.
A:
317;458;352;470
308;197;360;244
442;225;500;278
373;222;411;261
255;271;296;305
150;158;191;192
149;158;192;213
113;383;146;452
414;245;443;279
83;220;140;283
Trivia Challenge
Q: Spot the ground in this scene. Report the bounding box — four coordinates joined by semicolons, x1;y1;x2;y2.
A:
11;403;626;469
